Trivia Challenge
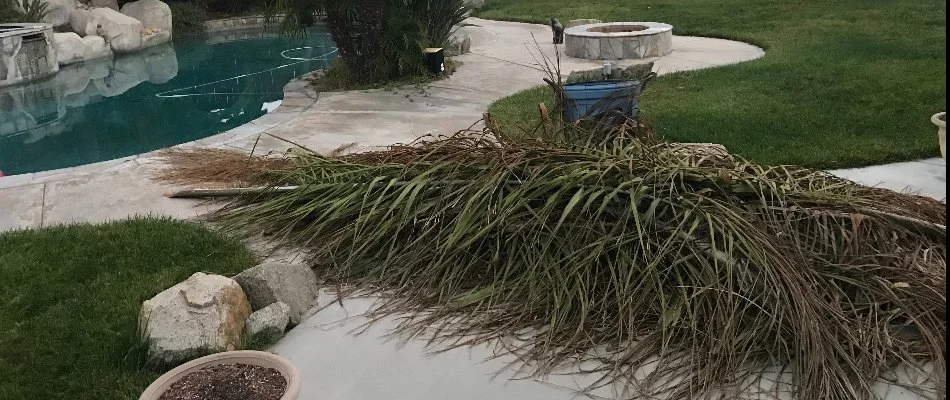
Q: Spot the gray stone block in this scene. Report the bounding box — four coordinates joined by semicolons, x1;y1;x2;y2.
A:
245;302;291;343
234;262;319;325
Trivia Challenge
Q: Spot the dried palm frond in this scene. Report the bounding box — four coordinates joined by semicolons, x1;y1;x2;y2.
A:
155;147;293;188
158;122;946;400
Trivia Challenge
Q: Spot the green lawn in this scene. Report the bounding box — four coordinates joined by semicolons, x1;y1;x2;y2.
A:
481;0;947;169
0;218;257;400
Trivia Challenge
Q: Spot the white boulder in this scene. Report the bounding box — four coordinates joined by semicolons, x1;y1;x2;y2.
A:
90;0;119;10
245;302;291;343
120;0;172;34
53;32;85;66
141;28;171;48
234;263;320;325
81;35;113;61
71;8;143;53
53;32;113;67
139;272;252;365
31;0;80;28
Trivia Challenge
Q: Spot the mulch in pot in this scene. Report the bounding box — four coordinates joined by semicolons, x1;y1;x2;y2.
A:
158;363;287;400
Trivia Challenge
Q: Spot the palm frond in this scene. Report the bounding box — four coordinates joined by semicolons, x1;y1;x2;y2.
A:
159;123;946;400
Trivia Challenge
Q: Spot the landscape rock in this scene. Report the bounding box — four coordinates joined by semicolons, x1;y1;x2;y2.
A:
234;263;319;325
139;272;252;365
245;302;291;343
80;35;112;61
90;0;119;10
140;28;171;48
566;19;603;28
71;8;143;53
120;0;172;34
53;32;85;66
34;0;80;27
53;32;113;67
565;61;655;84
446;34;472;57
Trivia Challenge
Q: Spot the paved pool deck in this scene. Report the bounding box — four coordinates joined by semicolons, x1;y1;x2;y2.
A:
0;18;943;232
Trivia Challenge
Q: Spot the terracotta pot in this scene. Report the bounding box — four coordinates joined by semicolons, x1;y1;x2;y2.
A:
139;350;300;400
933;112;946;159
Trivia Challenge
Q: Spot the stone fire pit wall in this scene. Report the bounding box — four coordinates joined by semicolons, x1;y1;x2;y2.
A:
564;22;673;60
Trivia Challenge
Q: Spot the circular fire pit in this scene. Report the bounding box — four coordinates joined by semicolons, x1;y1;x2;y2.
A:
564;22;673;60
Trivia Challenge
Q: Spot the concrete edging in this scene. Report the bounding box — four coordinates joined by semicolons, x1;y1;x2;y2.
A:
203;15;284;33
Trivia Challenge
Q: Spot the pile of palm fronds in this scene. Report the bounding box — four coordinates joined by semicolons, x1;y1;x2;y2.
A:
158;122;946;400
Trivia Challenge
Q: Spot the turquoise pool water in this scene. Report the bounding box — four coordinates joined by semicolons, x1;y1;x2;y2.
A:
0;28;335;176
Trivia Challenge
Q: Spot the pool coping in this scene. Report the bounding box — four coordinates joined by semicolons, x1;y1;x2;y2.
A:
0;71;322;190
203;15;285;33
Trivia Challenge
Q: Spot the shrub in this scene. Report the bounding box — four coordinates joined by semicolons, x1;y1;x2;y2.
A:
272;0;467;83
168;1;208;35
401;0;468;48
376;5;426;78
322;0;388;82
0;0;49;23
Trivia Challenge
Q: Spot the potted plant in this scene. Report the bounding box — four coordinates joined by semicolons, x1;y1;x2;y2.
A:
932;112;946;159
139;350;300;400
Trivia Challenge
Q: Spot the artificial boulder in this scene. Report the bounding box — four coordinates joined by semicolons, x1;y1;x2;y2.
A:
53;32;113;67
90;0;119;10
140;28;171;48
234;263;319;325
80;35;112;61
446;34;472;57
245;302;292;343
71;7;143;53
53;32;85;66
139;272;252;365
120;0;173;35
35;0;80;28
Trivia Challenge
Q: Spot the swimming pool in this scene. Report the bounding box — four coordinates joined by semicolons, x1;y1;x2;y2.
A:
0;28;335;176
